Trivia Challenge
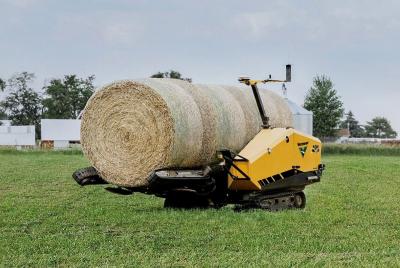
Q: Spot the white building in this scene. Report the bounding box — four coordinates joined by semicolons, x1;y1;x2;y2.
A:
285;99;313;136
41;119;81;148
0;125;36;147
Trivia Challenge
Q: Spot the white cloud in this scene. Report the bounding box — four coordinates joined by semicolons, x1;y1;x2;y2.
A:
232;1;400;42
233;11;286;36
55;11;146;46
1;0;45;8
101;22;142;44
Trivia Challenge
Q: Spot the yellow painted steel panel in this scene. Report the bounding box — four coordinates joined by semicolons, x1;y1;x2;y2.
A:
228;128;322;190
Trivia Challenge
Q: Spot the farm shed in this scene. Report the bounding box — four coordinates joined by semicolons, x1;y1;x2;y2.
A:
0;125;35;147
41;119;81;149
285;99;313;135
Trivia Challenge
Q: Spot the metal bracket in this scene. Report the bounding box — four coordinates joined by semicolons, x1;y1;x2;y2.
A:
220;150;251;181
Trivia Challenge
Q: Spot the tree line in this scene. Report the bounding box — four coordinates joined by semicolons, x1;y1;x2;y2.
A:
0;70;397;140
0;72;95;137
304;75;397;139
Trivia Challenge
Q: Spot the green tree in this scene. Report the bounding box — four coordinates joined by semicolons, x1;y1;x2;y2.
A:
151;70;192;82
340;111;365;137
364;117;397;138
42;75;95;119
0;78;5;125
0;108;6;120
0;108;6;126
304;75;344;139
0;78;5;91
0;72;42;136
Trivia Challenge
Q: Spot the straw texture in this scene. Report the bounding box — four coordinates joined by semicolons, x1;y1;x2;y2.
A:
81;78;293;187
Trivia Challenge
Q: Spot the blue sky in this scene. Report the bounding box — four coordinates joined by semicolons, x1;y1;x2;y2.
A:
1;0;399;132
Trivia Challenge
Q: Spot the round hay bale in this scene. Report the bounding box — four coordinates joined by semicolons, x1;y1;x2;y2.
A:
81;78;293;187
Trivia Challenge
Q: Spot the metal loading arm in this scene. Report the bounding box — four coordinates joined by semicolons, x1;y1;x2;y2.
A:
251;83;270;128
238;64;292;129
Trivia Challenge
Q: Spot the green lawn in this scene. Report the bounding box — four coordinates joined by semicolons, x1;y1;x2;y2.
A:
1;151;399;267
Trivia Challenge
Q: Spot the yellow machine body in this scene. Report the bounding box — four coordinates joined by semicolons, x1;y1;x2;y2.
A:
228;128;322;191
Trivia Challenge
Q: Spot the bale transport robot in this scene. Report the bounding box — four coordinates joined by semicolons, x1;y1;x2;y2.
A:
73;65;324;211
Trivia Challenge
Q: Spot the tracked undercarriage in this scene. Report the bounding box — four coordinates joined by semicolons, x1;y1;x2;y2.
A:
73;161;323;211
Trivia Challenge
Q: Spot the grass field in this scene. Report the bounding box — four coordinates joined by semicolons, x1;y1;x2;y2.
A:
1;150;400;267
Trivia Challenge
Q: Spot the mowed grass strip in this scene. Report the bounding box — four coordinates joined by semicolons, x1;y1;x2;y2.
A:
323;143;400;156
0;151;399;267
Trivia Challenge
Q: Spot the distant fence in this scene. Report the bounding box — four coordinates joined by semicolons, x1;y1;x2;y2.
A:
336;137;400;145
381;140;400;146
0;125;36;146
323;143;400;156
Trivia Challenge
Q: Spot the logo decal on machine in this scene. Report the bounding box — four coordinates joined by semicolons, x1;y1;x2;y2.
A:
312;144;320;153
297;142;308;157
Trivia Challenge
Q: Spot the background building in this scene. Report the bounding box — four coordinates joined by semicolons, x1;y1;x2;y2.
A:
285;99;313;135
